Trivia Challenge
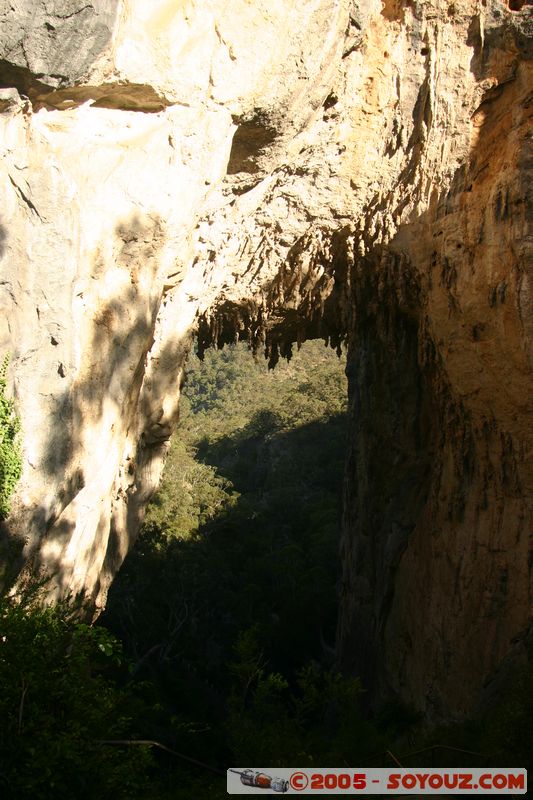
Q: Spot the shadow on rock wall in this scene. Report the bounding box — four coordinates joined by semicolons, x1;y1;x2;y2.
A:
337;52;533;715
17;213;172;595
0;221;7;259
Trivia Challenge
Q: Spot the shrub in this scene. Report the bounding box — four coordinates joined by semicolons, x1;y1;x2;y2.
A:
0;586;152;799
0;355;22;518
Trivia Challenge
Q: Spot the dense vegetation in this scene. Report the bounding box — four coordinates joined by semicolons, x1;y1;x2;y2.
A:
0;584;153;799
0;341;531;798
0;355;22;519
101;341;376;795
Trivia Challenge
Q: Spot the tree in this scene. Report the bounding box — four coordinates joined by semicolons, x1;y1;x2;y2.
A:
0;585;152;799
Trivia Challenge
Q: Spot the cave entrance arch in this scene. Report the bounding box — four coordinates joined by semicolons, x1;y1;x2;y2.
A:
183;240;437;711
104;334;349;696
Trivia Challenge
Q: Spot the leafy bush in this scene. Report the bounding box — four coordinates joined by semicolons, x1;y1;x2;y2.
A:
0;355;22;518
0;585;152;799
226;628;385;766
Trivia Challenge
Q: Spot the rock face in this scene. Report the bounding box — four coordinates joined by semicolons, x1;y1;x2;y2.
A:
0;0;531;717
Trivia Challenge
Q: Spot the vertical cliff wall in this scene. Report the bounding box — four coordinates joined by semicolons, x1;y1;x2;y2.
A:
0;0;531;716
337;24;533;715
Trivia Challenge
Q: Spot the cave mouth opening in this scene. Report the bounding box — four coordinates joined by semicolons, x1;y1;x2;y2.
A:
101;334;354;766
114;335;348;661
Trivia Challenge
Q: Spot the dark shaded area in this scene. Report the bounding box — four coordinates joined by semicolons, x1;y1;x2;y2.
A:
103;410;347;719
0;221;7;259
0;60;53;98
99;391;424;789
0;63;167;113
334;23;533;718
0;518;24;594
467;7;533;80
337;248;434;705
227;116;279;175
97;340;366;780
508;0;533;10
99;337;532;790
0;587;155;799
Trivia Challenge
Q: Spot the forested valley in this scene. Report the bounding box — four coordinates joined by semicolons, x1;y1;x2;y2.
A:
1;343;531;798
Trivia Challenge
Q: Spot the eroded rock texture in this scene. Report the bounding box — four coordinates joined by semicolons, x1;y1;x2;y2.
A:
0;0;531;716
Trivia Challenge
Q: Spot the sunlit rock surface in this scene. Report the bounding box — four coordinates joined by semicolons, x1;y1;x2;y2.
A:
0;0;531;716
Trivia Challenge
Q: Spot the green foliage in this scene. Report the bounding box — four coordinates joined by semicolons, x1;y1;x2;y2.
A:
113;343;348;706
184;339;347;436
144;437;239;538
0;355;22;518
3;338;528;797
226;628;384;767
143;340;347;541
102;341;352;780
0;585;152;799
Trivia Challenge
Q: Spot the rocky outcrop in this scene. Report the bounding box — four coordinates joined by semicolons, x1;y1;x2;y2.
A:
0;0;531;717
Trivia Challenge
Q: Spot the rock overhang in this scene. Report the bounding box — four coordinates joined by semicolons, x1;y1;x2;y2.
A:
0;0;531;717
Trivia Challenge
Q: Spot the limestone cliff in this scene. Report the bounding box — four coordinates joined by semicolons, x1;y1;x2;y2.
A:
0;0;531;717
